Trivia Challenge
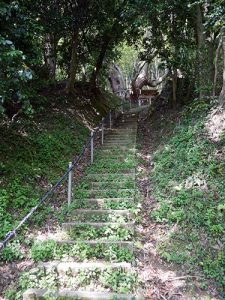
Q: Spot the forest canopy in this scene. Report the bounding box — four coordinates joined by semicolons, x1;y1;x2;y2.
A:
0;0;225;118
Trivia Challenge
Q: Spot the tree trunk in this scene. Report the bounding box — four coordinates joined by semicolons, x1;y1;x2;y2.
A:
219;30;225;106
108;64;125;93
90;37;110;87
65;29;79;93
172;67;177;108
130;61;169;100
208;38;215;94
196;4;205;97
44;34;58;81
213;37;222;96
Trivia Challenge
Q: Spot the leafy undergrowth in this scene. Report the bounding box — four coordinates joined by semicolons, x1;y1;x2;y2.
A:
0;86;120;268
0;109;90;260
30;240;134;263
149;98;225;297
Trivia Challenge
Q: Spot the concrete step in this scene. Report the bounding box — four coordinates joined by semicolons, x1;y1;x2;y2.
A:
74;189;136;198
85;172;135;179
68;209;132;222
106;129;137;133
104;136;136;139
103;143;135;147
94;156;136;161
75;198;135;210
62;222;135;231
103;139;136;143
101;144;136;152
38;261;132;273
23;289;144;300
87;169;136;175
70;209;132;215
105;134;137;138
56;239;134;249
87;181;135;189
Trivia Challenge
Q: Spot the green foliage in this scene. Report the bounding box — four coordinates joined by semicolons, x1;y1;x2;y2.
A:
14;266;138;295
30;240;56;261
0;240;24;262
150;98;225;295
29;239;134;263
68;224;133;241
0;112;88;241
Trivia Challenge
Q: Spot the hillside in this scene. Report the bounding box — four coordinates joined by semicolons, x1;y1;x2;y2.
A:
137;98;225;299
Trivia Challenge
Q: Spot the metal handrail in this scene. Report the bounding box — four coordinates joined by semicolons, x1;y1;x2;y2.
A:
0;98;132;251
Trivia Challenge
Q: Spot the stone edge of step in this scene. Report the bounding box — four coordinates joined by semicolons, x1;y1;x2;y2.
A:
23;288;144;300
62;222;135;230
37;261;132;271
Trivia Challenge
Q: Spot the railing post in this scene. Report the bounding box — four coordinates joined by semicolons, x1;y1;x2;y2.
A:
91;131;94;164
109;110;112;129
67;162;72;207
102;117;104;144
121;98;124;113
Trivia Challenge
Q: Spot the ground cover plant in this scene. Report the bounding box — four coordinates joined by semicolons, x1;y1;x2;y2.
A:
30;240;134;263
149;98;225;296
67;224;134;241
0;110;89;259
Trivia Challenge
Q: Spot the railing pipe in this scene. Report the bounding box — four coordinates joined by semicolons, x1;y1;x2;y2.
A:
91;131;94;164
102;117;104;144
109;110;112;129
67;162;72;207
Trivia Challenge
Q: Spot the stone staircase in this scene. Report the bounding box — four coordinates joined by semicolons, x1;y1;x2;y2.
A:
23;109;143;300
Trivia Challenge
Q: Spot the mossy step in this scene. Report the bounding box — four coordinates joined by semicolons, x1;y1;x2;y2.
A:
102;144;136;148
74;189;136;199
100;144;136;150
62;221;135;242
38;261;132;273
105;134;136;138
103;142;136;145
103;143;136;147
86;171;136;177
104;135;137;139
101;147;135;151
99;151;136;156
71;198;135;210
104;137;136;140
103;142;136;146
93;156;136;161
85;173;135;179
88;181;135;189
70;209;132;215
22;265;139;296
106;129;137;133
56;240;134;249
75;197;134;202
87;164;136;171
68;209;132;222
23;289;144;300
92;158;136;163
62;222;135;231
80;181;135;189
